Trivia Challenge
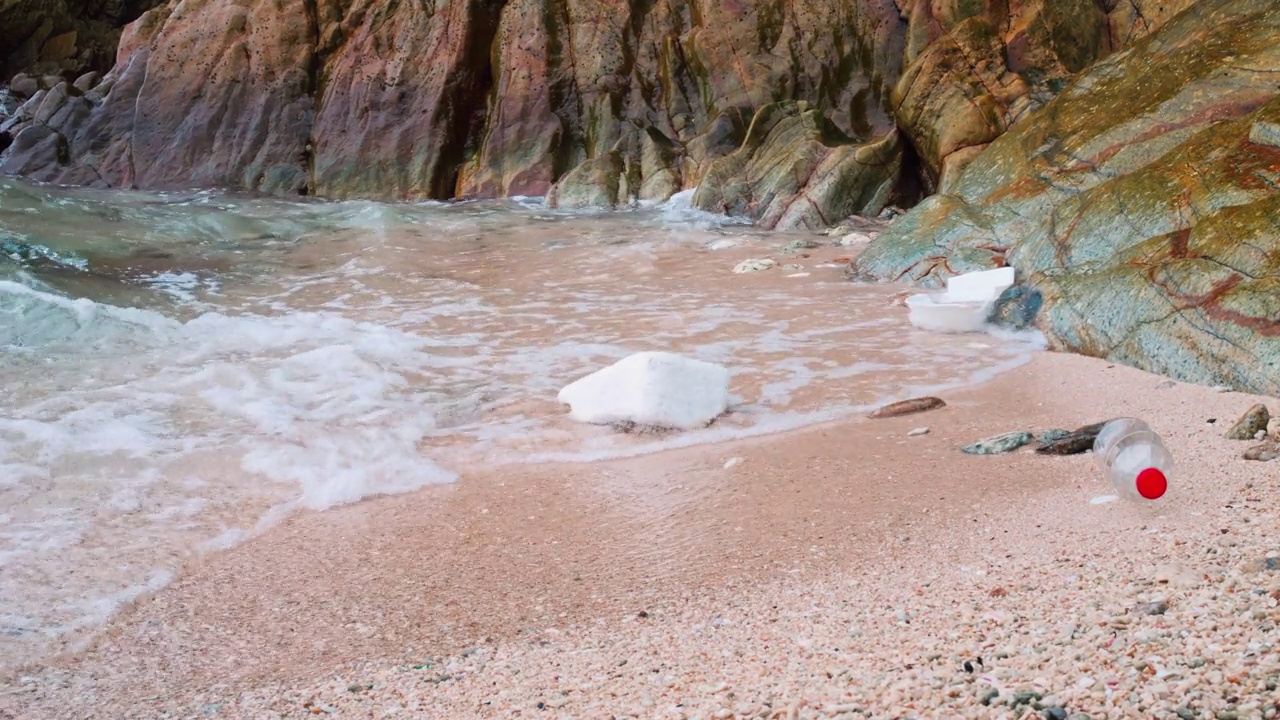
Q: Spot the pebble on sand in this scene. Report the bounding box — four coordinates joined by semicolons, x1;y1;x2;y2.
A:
1034;421;1107;455
1243;439;1279;462
868;396;946;419
1225;403;1270;440
962;431;1033;455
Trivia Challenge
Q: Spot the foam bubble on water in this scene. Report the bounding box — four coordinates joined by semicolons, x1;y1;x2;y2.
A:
655;187;753;228
1;281;465;663
142;271;222;303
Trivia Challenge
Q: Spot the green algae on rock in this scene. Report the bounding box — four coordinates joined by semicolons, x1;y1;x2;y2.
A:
854;0;1280;396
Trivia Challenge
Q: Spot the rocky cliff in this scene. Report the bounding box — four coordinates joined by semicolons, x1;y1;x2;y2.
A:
2;0;1181;227
853;0;1280;395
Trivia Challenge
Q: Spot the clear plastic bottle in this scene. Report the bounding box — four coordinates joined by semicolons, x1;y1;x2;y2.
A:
1093;417;1171;500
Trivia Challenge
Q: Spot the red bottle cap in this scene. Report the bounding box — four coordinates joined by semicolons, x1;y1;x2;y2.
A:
1136;468;1167;499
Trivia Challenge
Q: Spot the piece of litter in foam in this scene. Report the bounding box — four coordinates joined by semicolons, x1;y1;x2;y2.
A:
724;457;744;469
1090;494;1120;505
785;272;810;278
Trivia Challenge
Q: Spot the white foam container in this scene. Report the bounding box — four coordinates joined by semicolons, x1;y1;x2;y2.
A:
905;294;997;333
557;351;730;430
905;267;1015;334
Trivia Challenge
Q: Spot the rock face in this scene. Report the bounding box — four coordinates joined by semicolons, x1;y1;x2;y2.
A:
1;0;1188;200
853;0;1280;396
0;0;165;80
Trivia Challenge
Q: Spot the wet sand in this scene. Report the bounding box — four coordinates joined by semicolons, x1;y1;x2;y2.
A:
5;351;1278;719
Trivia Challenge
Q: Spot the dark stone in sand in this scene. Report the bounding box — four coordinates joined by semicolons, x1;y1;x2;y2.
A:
1012;691;1043;708
1044;708;1069;720
963;431;1032;455
1225;403;1270;440
867;396;946;419
988;285;1043;330
1036;428;1072;445
1034;421;1107;455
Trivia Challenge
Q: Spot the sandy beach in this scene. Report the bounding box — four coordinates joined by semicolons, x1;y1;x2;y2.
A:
3;350;1277;719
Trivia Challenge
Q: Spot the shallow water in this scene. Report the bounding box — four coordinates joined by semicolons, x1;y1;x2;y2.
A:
0;179;1043;669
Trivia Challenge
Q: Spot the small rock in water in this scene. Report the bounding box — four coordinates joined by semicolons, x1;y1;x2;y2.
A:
723;457;743;469
781;238;820;254
1034;421;1107;455
706;239;738;250
963;431;1033;455
1243;439;1280;462
1036;428;1072;445
1213;385;1233;393
779;263;804;272
868;396;946;419
1225;403;1270;440
837;232;874;246
732;258;776;273
907;427;930;437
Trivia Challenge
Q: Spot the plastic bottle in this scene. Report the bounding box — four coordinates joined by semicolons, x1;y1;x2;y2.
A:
1093;417;1171;500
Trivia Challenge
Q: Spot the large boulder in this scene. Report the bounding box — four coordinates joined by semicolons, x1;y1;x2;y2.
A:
853;0;1280;395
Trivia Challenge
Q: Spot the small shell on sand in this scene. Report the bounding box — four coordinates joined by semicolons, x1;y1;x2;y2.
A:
867;396;946;419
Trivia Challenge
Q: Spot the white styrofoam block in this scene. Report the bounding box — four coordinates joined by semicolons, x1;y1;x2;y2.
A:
557;351;730;430
944;266;1015;302
905;293;994;333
